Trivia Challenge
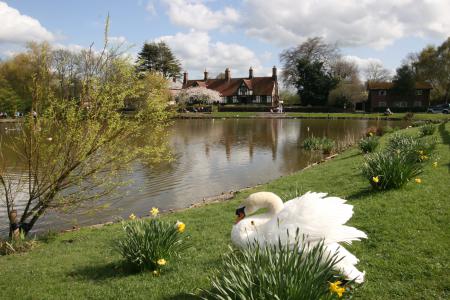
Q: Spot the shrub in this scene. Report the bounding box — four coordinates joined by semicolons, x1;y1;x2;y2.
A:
303;136;321;150
321;137;335;155
0;232;38;256
419;123;436;136
116;218;190;272
359;136;379;153
382;126;394;134
365;126;384;137
387;133;436;161
303;137;335;154
202;236;349;300
403;112;414;121
362;151;423;190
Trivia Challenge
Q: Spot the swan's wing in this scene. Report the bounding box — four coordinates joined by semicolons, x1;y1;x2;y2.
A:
263;192;367;245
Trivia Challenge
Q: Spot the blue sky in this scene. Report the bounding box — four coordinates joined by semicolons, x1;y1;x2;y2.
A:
1;0;449;80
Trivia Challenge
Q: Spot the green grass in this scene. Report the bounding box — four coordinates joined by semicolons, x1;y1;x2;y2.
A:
181;111;450;121
1;123;449;299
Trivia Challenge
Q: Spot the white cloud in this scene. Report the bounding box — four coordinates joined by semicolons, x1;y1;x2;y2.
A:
162;0;239;31
0;1;54;44
156;30;262;78
243;0;450;49
343;55;394;80
146;1;157;16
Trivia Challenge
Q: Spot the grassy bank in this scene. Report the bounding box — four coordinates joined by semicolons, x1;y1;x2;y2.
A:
1;123;449;299
179;111;450;121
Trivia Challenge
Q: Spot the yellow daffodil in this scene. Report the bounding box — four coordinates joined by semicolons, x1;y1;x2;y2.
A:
433;161;438;168
152;270;159;276
129;213;137;220
150;207;159;217
157;258;166;266
415;178;422;184
176;221;186;233
372;176;380;183
420;155;428;161
329;281;345;298
369;132;373;137
418;150;424;155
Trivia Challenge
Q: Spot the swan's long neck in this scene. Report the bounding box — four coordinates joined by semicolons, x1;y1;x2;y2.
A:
248;192;284;215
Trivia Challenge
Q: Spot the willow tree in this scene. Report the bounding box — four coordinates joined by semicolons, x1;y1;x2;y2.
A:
0;27;172;237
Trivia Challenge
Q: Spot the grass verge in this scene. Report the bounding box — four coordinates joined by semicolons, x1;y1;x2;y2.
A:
0;123;449;299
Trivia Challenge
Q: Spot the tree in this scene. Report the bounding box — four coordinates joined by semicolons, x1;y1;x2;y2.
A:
295;58;339;106
280;37;340;87
328;81;366;109
364;61;391;83
136;41;182;79
0;26;171;237
392;64;416;99
279;89;300;105
414;37;450;103
0;74;22;115
176;87;223;104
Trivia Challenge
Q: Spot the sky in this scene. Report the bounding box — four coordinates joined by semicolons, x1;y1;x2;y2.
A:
0;0;449;80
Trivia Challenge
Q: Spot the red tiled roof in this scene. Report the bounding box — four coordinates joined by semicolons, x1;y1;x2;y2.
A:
367;81;432;90
183;76;276;97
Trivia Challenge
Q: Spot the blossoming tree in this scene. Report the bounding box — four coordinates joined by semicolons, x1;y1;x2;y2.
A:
176;87;223;104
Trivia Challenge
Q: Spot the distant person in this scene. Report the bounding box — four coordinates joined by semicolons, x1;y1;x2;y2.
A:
384;107;392;115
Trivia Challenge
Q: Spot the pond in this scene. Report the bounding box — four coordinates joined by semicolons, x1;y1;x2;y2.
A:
0;118;404;234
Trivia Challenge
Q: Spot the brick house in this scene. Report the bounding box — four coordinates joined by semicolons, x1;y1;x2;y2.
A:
182;67;279;106
367;82;432;112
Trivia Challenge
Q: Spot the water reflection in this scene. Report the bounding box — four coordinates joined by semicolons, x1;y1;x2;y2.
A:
0;118;402;233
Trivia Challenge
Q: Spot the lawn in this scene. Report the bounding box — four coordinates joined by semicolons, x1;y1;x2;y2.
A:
0;123;449;299
181;111;450;121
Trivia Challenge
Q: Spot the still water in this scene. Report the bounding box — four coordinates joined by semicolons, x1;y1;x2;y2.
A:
0;118;403;233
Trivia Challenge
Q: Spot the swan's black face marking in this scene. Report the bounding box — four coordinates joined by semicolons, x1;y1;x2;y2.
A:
235;206;246;223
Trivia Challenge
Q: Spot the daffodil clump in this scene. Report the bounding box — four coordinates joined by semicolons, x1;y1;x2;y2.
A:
117;211;190;273
362;132;436;190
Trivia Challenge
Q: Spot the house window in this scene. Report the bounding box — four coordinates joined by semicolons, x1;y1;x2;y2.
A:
378;101;387;107
416;90;423;96
253;96;261;103
232;96;238;103
267;96;272;103
414;101;422;107
378;90;387;96
394;101;408;108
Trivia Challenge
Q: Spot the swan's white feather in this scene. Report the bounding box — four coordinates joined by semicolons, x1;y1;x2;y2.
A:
231;191;367;283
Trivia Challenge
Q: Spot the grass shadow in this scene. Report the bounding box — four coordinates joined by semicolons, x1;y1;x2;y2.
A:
162;293;200;300
346;188;375;200
68;261;137;281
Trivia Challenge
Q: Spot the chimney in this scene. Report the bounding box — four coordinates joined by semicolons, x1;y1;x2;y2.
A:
183;71;188;85
249;66;253;79
204;69;208;81
225;68;231;81
272;66;277;80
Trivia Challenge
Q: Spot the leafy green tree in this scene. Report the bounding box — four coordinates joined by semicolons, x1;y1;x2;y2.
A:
279;89;300;105
295;58;339;106
136;41;182;79
0;26;171;237
392;64;416;100
0;75;21;115
414;37;450;103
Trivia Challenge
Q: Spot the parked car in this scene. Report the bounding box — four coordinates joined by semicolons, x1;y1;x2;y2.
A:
427;103;450;114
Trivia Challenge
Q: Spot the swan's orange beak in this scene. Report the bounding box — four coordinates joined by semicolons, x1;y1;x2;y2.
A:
235;212;245;223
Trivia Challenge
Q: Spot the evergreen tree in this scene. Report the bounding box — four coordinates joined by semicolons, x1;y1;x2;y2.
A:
295;58;339;106
392;64;416;100
136;41;182;79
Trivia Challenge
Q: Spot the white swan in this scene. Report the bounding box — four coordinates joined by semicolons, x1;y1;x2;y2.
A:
231;191;367;283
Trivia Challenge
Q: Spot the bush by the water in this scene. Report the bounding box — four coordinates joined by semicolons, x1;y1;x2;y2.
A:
358;136;380;153
203;236;349;300
303;137;335;154
419;123;436;136
116;218;190;272
0;232;37;256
